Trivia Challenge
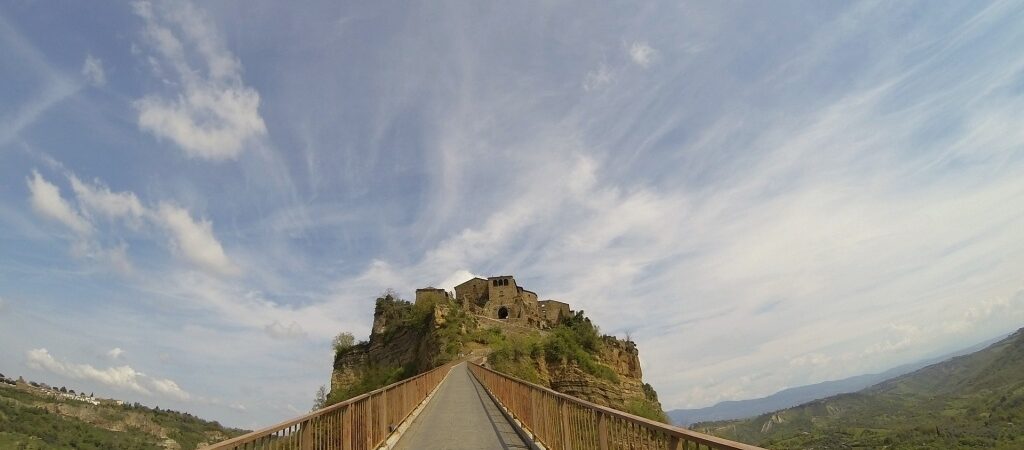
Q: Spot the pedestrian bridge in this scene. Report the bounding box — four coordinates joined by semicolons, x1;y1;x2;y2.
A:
203;362;764;450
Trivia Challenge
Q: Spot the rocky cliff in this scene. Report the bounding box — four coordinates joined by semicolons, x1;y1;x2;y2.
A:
328;292;665;421
545;337;662;415
329;295;454;401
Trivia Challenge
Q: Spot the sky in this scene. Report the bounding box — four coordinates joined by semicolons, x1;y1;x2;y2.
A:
2;0;1024;429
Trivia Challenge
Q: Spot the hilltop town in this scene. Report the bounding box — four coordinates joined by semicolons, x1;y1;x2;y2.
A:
0;371;245;449
415;275;573;328
0;372;114;406
329;274;666;422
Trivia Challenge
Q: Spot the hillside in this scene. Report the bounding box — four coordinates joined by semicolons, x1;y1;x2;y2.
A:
668;335;1003;426
328;282;666;422
0;380;245;449
694;327;1024;449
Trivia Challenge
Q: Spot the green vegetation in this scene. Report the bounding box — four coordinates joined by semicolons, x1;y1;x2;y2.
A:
0;383;245;449
487;333;543;384
329;293;464;406
330;293;665;424
542;312;619;382
625;398;668;422
471;311;620;383
326;365;409;406
697;328;1024;449
625;382;669;423
332;332;355;354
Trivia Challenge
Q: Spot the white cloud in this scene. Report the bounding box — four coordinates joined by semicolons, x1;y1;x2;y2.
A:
66;172;236;275
81;54;106;86
583;64;614;91
149;377;191;401
26;170;92;235
133;0;266;160
104;243;135;275
107;347;125;360
27;348;195;402
69;175;146;226
436;270;482;294
629;41;657;68
155;203;239;276
27;348;151;395
264;320;306;340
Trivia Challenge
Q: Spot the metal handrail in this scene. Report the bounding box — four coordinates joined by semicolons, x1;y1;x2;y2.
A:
202;361;457;450
469;362;766;450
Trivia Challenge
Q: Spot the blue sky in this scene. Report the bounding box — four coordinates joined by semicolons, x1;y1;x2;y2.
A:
2;0;1024;429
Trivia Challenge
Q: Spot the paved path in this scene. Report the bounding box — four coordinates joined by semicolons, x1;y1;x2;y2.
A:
393;363;529;450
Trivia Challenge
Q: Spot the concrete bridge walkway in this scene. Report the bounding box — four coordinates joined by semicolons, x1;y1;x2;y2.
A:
393;363;530;450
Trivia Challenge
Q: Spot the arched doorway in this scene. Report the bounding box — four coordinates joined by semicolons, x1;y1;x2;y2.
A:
497;306;509;319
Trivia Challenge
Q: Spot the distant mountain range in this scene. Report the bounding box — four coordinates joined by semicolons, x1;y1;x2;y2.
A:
692;327;1024;449
668;334;1005;427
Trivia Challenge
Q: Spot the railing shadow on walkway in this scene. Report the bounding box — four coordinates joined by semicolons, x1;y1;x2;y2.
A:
467;368;531;450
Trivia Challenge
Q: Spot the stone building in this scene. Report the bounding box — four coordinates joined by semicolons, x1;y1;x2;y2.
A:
451;275;572;328
538;300;571;324
414;287;451;306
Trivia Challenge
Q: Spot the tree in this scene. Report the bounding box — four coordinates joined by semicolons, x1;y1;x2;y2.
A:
312;385;329;411
333;332;355;353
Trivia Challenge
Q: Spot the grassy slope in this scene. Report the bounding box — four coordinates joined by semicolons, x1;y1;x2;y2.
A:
0;384;246;449
694;328;1024;449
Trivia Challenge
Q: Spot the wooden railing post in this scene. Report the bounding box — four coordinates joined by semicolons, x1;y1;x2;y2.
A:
560;398;571;450
342;407;353;450
598;412;609;450
669;435;683;450
300;419;313;450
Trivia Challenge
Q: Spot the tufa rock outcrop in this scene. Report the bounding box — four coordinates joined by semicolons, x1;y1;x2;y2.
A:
328;275;665;422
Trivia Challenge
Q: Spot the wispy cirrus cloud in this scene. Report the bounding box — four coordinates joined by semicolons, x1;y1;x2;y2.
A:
25;169;238;277
4;0;1024;431
132;0;266;160
27;170;92;236
154;203;239;276
628;41;657;67
81;54;105;87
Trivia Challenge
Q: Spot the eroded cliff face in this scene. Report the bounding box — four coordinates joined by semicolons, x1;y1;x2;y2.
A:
329;295;450;400
544;337;661;413
525;336;663;420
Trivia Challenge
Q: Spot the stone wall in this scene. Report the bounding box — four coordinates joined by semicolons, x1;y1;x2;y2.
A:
415;288;449;305
453;275;571;327
454;278;489;307
538;300;571;324
486;276;520;306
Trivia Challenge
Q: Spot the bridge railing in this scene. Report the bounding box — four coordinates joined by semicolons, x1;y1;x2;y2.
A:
202;361;456;450
468;363;765;450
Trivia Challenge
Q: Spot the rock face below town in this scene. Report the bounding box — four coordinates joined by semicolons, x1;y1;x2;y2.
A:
328;280;665;422
330;295;448;398
546;337;661;413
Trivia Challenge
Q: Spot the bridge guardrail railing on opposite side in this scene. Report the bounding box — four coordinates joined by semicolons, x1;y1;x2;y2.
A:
468;362;767;450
